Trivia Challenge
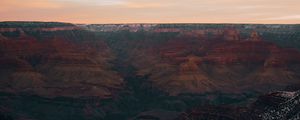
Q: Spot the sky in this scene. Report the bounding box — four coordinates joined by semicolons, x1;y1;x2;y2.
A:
0;0;300;24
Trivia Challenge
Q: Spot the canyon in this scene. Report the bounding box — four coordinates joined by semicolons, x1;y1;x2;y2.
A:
0;22;123;98
0;22;300;120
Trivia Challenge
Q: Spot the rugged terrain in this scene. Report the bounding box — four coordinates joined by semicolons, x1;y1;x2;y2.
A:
0;22;123;98
0;22;300;120
95;25;300;96
176;88;300;120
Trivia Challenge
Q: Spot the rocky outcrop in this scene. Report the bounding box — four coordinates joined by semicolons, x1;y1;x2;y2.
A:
152;56;217;95
0;22;123;99
177;90;300;120
248;31;262;41
223;28;241;41
250;91;300;120
123;28;300;95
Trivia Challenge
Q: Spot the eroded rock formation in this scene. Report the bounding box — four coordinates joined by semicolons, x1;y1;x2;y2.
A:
0;22;123;98
125;28;300;95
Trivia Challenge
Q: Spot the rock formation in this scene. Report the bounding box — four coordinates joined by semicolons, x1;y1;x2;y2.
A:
223;28;241;41
123;28;300;95
248;31;262;41
177;90;300;120
0;22;123;99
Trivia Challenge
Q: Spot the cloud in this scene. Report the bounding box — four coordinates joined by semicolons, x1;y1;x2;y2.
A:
0;0;300;23
263;15;300;20
122;2;166;8
57;0;125;5
0;0;62;9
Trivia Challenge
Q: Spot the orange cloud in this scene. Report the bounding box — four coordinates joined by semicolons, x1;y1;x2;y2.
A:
123;2;166;8
0;0;299;24
0;0;62;10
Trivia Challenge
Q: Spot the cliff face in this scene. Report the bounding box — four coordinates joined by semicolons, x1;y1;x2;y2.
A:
0;22;123;98
120;28;300;95
251;90;300;120
1;22;300;119
177;90;300;120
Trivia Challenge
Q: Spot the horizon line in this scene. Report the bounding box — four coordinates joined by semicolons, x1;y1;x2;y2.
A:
1;21;300;25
